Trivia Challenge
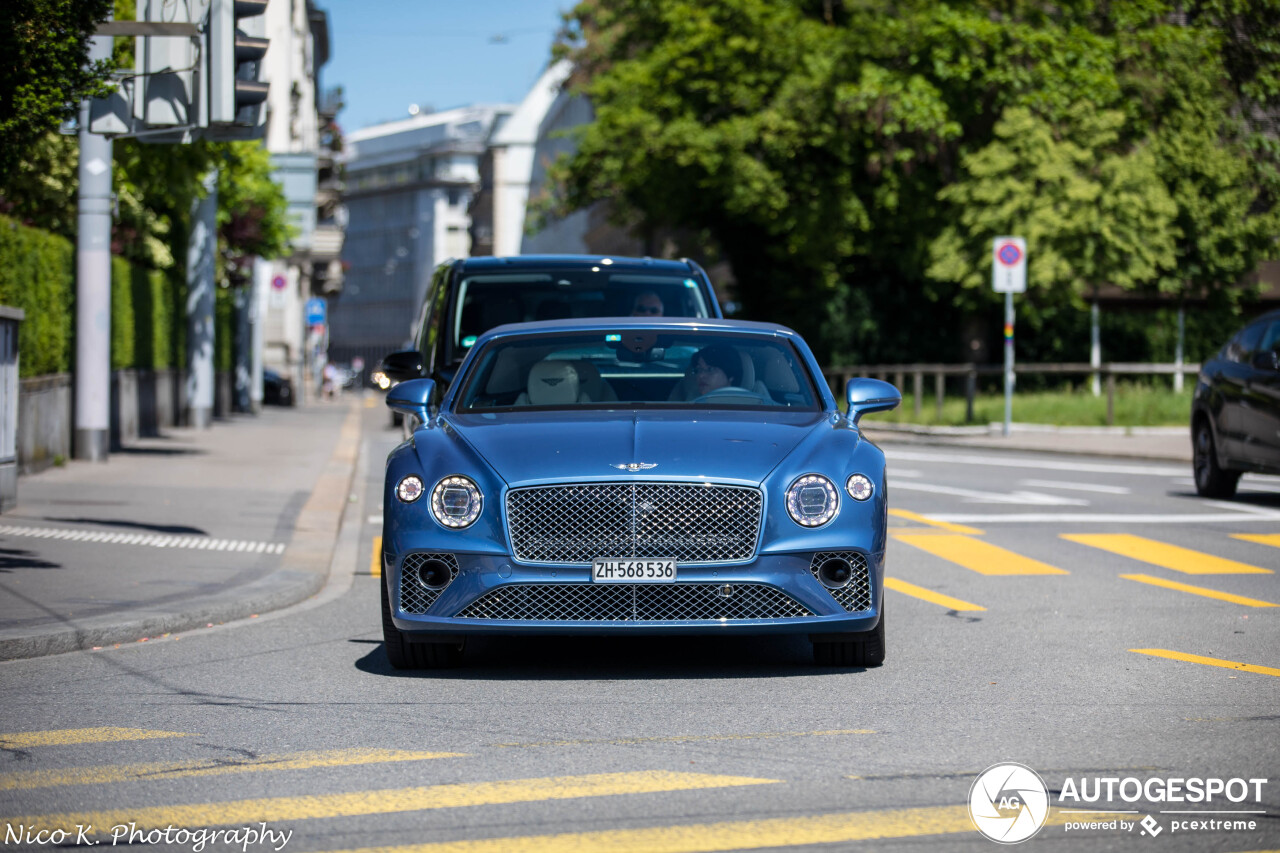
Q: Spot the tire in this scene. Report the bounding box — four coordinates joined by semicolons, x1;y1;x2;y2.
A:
381;573;465;669
1193;420;1240;499
813;610;885;667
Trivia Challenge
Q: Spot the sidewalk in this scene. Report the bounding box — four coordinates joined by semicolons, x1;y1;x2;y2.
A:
862;422;1192;462
0;396;362;660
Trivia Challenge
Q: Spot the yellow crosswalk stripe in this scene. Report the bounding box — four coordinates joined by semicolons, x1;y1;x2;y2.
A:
0;728;192;749
892;534;1068;576
887;509;983;535
370;536;382;576
1231;533;1280;549
9;772;779;834
0;748;465;792
316;805;1131;853
1120;574;1278;608
1130;649;1280;678
1063;534;1273;575
884;577;985;611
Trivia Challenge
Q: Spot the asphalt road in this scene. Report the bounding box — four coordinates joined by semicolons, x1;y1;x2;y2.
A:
1;400;1277;853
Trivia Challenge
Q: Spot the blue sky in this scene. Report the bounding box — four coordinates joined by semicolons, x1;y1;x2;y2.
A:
320;0;573;132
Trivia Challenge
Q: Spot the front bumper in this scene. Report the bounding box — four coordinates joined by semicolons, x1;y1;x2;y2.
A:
387;550;884;637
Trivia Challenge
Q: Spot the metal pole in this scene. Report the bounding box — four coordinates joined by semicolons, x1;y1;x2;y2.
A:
1003;290;1014;437
1090;300;1101;397
187;170;217;428
74;17;115;461
1174;305;1185;393
250;257;267;411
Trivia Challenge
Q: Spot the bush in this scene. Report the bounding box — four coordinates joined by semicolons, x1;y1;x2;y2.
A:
0;215;73;376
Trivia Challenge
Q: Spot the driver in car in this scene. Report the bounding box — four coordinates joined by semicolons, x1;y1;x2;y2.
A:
691;344;742;396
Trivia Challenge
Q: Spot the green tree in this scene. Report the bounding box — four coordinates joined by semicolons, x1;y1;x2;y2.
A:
0;0;113;176
551;0;1278;364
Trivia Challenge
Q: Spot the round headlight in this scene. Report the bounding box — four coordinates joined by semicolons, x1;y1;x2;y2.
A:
430;475;483;529
786;474;839;527
396;475;424;503
846;473;874;501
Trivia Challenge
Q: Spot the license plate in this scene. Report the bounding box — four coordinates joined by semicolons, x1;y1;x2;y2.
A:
591;558;677;583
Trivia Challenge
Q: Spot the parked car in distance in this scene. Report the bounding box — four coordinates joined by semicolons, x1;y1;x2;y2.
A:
376;255;724;395
380;317;900;669
1191;308;1280;497
262;368;294;407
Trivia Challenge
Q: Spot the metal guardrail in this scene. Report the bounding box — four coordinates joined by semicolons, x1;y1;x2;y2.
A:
821;362;1200;426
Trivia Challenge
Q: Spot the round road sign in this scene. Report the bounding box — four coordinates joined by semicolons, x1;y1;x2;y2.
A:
997;243;1023;266
271;274;287;290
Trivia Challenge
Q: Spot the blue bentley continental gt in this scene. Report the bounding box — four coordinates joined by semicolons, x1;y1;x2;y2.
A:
381;318;900;668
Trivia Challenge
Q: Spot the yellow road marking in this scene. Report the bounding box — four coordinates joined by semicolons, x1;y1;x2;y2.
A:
364;396;377;408
11;772;779;833
887;509;983;536
1120;574;1278;608
1130;649;1280;678
491;730;874;749
316;805;1132;853
884;577;986;611
0;728;192;749
1062;534;1272;575
892;535;1067;576
0;748;465;792
370;536;382;576
1231;533;1280;549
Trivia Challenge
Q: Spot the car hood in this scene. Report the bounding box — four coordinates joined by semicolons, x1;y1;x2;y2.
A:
447;410;832;486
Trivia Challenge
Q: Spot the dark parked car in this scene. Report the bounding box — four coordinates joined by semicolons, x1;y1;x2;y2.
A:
376;255;724;395
262;368;294;407
1191;309;1280;497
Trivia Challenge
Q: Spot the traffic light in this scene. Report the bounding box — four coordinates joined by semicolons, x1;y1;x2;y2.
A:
207;0;269;138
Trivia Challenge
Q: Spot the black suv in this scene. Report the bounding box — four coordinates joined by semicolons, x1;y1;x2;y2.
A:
1191;308;1280;497
378;255;724;391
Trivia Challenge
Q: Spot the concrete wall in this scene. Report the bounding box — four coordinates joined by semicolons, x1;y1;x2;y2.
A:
17;374;72;474
18;370;194;473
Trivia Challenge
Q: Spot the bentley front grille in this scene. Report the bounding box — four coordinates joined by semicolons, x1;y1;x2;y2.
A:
399;553;459;615
810;551;873;612
506;482;763;565
455;583;811;621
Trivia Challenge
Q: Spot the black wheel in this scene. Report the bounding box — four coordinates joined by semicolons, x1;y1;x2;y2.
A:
381;573;464;669
1193;420;1240;498
813;610;885;667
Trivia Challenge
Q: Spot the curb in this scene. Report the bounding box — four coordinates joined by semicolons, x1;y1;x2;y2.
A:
0;401;364;661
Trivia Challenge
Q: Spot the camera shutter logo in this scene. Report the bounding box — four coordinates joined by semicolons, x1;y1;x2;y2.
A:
969;763;1051;844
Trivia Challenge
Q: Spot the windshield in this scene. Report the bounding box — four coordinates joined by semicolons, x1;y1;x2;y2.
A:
456;331;820;412
451;271;711;355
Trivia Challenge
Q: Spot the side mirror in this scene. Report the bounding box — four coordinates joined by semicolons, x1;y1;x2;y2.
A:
845;378;901;426
1251;350;1280;372
386;378;436;426
380;349;424;383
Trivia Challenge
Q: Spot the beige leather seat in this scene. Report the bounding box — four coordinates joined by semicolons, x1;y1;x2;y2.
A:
571;361;617;402
515;361;590;405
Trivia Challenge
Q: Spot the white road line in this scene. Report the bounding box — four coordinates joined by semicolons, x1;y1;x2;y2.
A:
366;514;382;524
883;449;1186;477
930;512;1280;524
889;469;923;478
891;481;1090;506
1019;479;1132;494
0;526;285;555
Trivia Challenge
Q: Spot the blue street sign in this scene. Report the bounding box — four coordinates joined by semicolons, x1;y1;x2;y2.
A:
305;297;326;326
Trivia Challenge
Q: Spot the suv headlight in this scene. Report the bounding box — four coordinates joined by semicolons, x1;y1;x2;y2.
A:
786;474;839;527
430;475;483;529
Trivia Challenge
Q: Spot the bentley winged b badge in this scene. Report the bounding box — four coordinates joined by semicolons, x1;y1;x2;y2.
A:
611;463;658;472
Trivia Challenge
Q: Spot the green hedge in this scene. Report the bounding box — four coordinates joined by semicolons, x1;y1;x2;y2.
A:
0;215;186;377
0;216;74;377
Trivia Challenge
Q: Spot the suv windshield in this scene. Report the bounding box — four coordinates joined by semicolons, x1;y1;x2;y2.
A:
451;271;712;356
456;331;820;412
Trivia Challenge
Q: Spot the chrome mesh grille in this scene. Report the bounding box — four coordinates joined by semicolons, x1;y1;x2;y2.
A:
399;553;459;614
506;482;763;565
811;551;873;612
455;583;811;621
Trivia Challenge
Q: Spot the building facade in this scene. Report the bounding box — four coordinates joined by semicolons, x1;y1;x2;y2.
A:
330;105;512;374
